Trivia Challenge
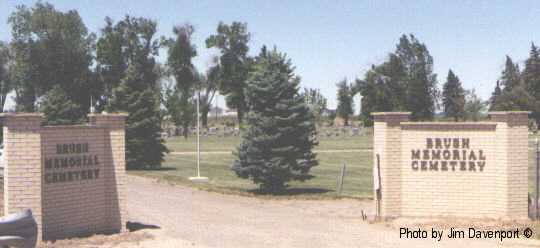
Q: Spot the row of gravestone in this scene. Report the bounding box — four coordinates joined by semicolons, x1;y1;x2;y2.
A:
161;126;363;138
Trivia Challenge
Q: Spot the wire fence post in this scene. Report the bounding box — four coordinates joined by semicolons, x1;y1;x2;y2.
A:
337;164;346;195
375;154;382;219
536;138;539;219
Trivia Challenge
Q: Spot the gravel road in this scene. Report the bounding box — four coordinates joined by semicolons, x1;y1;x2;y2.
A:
125;176;540;248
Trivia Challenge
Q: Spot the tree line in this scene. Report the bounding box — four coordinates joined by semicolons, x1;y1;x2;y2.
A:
0;3;248;169
0;2;323;180
334;34;540;127
489;47;540;130
1;2;539;178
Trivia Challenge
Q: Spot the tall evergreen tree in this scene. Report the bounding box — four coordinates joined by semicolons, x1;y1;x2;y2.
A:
110;64;167;169
41;86;83;125
442;70;465;121
524;44;540;95
500;56;521;92
489;80;502;110
336;79;354;126
99;16;167;169
232;47;318;192
523;43;540;124
8;2;95;120
206;22;251;125
490;84;536;112
490;55;538;114
164;24;197;138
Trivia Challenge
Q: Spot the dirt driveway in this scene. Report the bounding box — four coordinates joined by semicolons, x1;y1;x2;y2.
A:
123;176;540;248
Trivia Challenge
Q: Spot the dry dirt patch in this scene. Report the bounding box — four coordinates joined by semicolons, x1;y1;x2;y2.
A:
38;230;152;248
36;176;540;247
38;229;203;248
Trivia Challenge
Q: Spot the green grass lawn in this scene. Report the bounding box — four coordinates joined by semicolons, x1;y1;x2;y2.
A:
164;131;373;152
130;131;539;199
130;133;374;198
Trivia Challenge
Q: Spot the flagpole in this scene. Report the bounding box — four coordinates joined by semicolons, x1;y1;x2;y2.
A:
197;88;200;177
189;79;208;183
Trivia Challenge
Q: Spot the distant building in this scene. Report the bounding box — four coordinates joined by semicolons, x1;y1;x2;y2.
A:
209;106;224;116
321;109;336;117
207;106;238;118
222;109;238;117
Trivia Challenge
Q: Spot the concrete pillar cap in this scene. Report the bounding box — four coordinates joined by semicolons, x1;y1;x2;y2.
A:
0;113;44;118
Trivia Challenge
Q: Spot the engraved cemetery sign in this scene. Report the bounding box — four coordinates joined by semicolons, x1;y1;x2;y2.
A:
372;111;529;219
410;138;486;172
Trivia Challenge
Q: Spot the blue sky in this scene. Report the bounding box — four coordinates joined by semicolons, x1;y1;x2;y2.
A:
1;0;540;111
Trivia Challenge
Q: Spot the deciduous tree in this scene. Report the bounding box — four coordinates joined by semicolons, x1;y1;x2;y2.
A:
336;79;354;126
164;24;197;138
197;57;219;128
206;22;251;125
356;54;407;125
8;2;96;121
397;34;438;120
356;34;437;125
302;87;327;123
0;42;13;112
464;89;487;121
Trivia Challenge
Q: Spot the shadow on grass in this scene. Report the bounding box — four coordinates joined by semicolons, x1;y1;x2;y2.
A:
126;221;160;232
248;187;333;196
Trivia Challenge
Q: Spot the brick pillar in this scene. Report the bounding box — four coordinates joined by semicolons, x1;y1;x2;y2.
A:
1;113;43;238
372;112;410;218
89;113;128;232
489;111;530;219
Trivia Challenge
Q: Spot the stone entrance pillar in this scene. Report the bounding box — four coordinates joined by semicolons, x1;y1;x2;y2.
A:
372;112;410;218
489;111;529;218
0;113;128;240
89;113;128;232
1;113;43;239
